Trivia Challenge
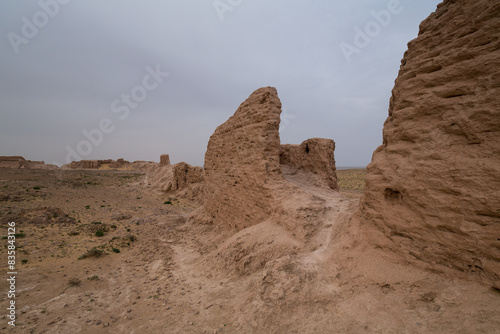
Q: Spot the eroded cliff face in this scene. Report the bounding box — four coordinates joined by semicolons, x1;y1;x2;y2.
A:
202;87;283;230
360;0;500;287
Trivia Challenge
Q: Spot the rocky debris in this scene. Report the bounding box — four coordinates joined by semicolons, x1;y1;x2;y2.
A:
280;138;338;190
360;0;500;288
160;154;171;166
199;87;283;230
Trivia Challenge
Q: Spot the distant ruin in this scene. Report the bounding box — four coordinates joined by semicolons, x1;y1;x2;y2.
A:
62;158;131;170
0;156;56;170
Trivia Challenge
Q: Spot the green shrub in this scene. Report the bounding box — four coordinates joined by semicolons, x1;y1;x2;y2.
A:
68;278;81;286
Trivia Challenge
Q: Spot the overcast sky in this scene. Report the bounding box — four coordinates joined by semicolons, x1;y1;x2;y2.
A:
0;0;442;167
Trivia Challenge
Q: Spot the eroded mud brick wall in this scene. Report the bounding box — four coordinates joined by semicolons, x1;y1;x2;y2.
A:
360;0;500;286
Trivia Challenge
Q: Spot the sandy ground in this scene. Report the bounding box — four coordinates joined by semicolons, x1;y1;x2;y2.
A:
1;169;499;333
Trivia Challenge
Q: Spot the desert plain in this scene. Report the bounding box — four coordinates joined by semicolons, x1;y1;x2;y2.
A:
1;0;500;333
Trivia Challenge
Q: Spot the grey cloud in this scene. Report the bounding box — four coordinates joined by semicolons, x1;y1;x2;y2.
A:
0;0;442;167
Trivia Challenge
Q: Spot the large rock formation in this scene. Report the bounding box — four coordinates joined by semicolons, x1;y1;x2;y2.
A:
280;138;338;190
360;0;500;287
202;87;283;230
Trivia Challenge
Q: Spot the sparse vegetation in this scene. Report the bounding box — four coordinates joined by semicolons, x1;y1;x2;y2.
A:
87;274;100;281
112;247;120;253
164;201;172;205
79;247;105;260
68;278;81;286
